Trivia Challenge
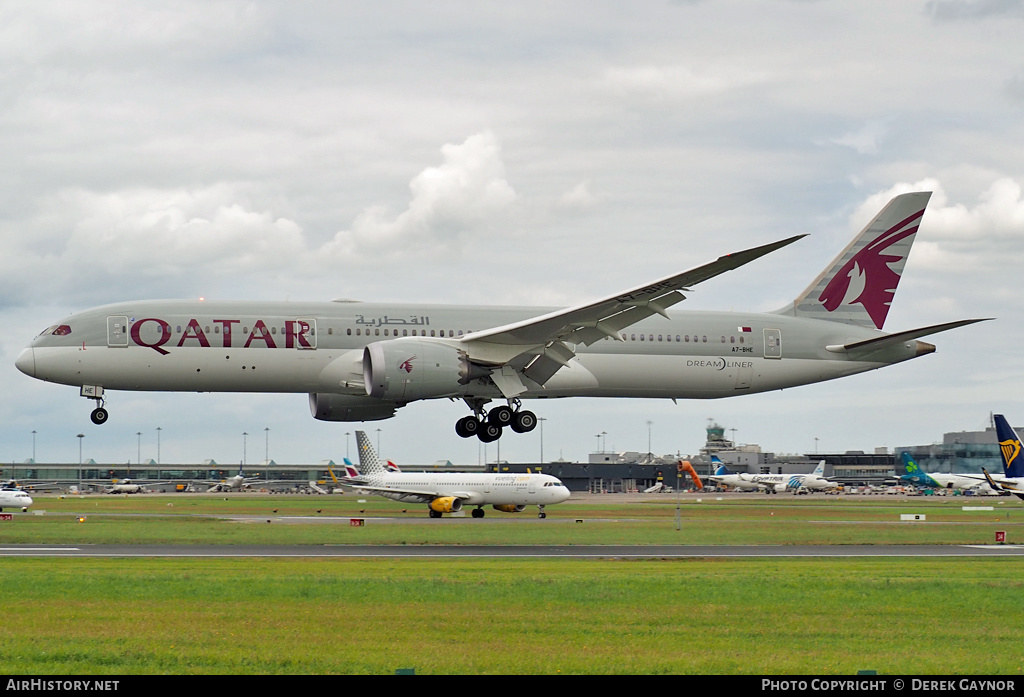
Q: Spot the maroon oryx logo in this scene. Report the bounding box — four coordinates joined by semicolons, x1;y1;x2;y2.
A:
399;356;417;373
818;208;923;329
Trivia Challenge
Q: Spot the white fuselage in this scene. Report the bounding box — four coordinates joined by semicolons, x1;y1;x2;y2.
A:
352;471;571;508
710;473;832;492
0;489;34;510
903;472;994;491
15;300;928;417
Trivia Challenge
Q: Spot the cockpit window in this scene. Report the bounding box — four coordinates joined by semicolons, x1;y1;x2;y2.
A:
38;325;72;337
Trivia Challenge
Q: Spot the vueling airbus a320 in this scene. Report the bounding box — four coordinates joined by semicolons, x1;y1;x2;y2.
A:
16;192;988;442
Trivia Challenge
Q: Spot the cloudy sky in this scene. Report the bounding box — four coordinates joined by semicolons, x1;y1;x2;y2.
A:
3;1;1023;469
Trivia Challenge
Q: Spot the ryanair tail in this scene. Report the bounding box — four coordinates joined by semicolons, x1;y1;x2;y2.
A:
994;414;1024;479
779;192;931;330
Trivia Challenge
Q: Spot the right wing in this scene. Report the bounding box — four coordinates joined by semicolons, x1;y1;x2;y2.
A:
460;234;805;390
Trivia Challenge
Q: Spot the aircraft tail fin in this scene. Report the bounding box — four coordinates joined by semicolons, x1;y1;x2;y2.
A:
899;451;920;477
812;460;825;476
355;431;388;476
779;192;931;329
994;414;1024;478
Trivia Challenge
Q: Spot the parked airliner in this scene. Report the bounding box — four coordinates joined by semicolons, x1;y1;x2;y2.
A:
342;431;570;518
980;414;1024;500
204;464;262;492
708;456;832;493
15;192;988;441
896;452;994;492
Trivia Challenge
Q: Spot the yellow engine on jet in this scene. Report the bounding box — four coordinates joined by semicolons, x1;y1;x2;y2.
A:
429;497;463;513
492;504;526;513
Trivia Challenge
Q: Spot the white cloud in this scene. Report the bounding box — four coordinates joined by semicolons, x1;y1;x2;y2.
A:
558;180;598;211
830;121;889;155
0;183;306;305
319;131;518;261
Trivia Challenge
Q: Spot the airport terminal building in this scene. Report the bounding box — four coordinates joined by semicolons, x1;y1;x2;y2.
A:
3;419;1012;494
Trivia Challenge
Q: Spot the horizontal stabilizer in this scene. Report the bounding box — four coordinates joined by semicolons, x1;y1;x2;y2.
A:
825;318;992;354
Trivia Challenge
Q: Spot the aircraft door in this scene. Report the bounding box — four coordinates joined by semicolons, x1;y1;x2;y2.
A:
763;328;782;359
289;319;317;349
107;316;129;347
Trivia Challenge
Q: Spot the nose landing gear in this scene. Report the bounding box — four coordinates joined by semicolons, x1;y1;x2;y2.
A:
90;406;109;425
81;385;108;425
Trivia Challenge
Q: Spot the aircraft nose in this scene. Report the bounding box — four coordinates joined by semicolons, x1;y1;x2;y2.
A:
15;348;35;377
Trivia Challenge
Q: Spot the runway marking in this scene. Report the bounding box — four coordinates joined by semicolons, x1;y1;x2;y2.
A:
0;547;81;551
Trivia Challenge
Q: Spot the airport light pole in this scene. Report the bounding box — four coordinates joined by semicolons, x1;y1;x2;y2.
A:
156;427;162;464
242;432;248;467
647;420;653;464
77;433;84;491
136;432;141;466
345;432;351;461
538;417;546;464
675;462;682;531
264;427;269;463
31;430;36;463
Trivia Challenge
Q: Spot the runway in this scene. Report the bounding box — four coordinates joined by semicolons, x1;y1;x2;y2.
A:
3;544;1024;557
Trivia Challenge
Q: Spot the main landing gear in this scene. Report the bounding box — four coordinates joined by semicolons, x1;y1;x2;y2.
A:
455;398;537;442
81;385;109;425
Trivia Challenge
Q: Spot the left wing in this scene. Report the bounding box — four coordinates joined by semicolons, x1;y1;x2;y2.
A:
459;234;805;389
341;479;469;504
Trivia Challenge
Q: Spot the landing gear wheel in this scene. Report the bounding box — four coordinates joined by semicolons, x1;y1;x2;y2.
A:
428;509;442;518
538;511;547;519
472;507;485;518
488;405;514;427
90;407;109;425
455;416;481;438
478;423;502;443
510;410;537;433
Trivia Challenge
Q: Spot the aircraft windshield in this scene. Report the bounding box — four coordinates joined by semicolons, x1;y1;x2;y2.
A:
38;325;72;337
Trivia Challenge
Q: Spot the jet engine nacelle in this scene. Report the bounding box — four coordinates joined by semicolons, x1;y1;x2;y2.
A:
363;340;490;402
492;504;526;513
429;496;463;513
309;393;401;422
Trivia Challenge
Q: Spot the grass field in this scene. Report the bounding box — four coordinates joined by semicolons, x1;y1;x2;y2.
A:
3;492;1021;546
3;493;1023;675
